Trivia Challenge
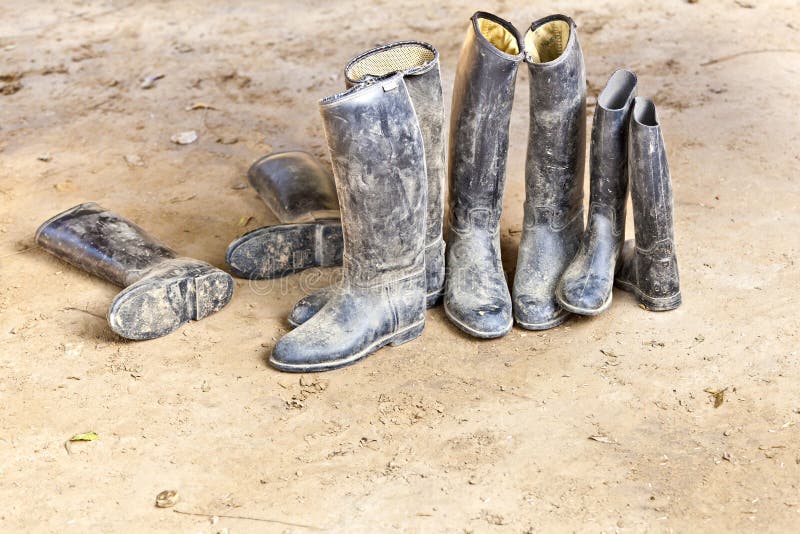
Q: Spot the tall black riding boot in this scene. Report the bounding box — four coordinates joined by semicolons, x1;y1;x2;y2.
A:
36;202;233;340
557;69;637;314
270;74;427;372
615;97;681;311
287;40;446;327
513;14;586;330
444;11;523;338
225;151;343;280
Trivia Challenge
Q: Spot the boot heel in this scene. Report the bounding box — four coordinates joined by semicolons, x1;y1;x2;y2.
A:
389;321;424;346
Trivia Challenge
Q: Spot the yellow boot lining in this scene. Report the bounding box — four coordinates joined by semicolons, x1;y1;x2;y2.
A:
345;43;435;83
525;20;570;63
477;17;520;55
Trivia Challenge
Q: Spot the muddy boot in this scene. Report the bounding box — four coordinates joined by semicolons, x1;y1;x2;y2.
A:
443;12;523;339
270;74;427;372
615;97;681;311
225;151;343;279
556;69;637;315
287;40;446;327
36;202;233;340
512;14;586;330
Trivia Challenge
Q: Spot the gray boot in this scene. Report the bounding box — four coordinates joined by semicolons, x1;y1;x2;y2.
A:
556;69;637;314
443;11;523;339
512;14;586;330
36;202;233;340
615;97;681;311
287;40;446;327
225;151;343;279
270;74;427;372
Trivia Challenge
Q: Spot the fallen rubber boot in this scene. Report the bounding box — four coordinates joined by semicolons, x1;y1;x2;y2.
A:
556;69;638;315
443;11;523;339
287;40;446;327
225;151;343;279
270;74;427;372
614;97;681;311
512;14;586;330
36;202;233;340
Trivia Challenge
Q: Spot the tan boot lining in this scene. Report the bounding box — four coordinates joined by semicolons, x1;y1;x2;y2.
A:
477;17;520;55
345;44;435;82
524;20;570;63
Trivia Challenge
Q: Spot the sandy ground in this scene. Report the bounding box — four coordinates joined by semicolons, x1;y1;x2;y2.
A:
1;0;799;531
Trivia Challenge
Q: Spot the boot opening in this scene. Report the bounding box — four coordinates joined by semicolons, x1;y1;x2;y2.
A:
598;69;637;110
345;42;436;83
525;19;570;63
476;16;520;55
633;97;658;126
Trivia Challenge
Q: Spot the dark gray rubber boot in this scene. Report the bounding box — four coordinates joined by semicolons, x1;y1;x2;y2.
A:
512;14;586;331
615;97;681;311
270;74;427;373
287;40;446;327
443;12;523;339
36;202;233;340
225;151;343;279
556;69;637;315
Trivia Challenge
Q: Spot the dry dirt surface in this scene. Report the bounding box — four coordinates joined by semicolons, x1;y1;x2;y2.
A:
1;0;799;532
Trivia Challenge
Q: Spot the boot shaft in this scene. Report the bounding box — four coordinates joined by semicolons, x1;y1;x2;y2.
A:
588;69;637;232
448;11;523;232
319;75;427;285
35;202;176;287
629;97;675;249
344;41;445;242
247;151;339;224
523;14;585;213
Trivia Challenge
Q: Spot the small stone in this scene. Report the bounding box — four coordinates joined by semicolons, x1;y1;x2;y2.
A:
155;489;179;508
124;154;145;167
171;130;197;145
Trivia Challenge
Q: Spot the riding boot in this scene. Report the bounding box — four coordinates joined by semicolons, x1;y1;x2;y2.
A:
36;202;233;340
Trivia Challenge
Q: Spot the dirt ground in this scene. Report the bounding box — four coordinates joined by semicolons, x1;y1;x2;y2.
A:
1;0;799;531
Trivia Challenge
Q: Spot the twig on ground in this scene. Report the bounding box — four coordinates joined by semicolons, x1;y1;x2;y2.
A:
172;508;323;530
701;48;800;66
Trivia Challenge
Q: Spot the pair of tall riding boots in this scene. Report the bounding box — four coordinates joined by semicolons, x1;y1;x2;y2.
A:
234;11;681;372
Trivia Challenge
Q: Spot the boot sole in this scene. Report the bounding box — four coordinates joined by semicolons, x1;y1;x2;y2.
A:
443;303;513;339
286;287;444;330
225;222;342;279
269;319;425;373
108;269;233;340
514;310;571;331
613;279;682;311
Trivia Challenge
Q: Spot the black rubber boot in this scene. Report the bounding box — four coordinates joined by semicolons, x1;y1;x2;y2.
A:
615;97;681;311
270;74;427;372
443;12;523;339
225;151;343;279
36;202;233;340
287;40;446;327
512;14;586;330
556;69;637;315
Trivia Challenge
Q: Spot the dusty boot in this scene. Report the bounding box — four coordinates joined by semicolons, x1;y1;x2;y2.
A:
443;11;523;339
287;40;446;327
556;69;637;315
513;14;586;330
615;97;681;311
225;151;343;279
36;202;233;340
270;74;427;372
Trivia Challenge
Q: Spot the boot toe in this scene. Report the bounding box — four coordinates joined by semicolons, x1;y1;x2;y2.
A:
287;288;333;327
444;295;513;339
513;295;570;330
557;278;610;316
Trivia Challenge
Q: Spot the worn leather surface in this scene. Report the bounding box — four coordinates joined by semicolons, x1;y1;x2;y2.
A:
512;14;586;330
35;202;233;339
287;40;446;324
615;97;681;311
443;11;523;338
557;69;637;314
271;75;427;372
